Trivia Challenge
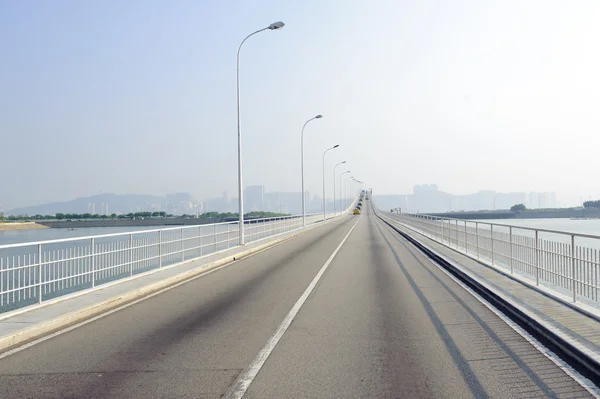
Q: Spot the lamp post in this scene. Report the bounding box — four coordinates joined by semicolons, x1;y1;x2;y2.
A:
322;145;339;220
333;161;346;216
236;21;285;245
339;170;351;213
301;115;323;227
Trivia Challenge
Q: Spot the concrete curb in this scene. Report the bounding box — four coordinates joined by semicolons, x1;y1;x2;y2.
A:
0;216;347;354
376;210;600;379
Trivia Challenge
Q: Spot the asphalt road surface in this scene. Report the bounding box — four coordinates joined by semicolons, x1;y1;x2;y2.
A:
0;203;593;398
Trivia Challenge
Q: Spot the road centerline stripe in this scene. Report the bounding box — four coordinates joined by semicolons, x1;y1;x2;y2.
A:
224;216;361;399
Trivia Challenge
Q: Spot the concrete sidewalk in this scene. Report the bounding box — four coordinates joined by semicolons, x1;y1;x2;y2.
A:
0;216;345;353
380;212;600;378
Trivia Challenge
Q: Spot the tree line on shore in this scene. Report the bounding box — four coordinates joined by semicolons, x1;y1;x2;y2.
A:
510;201;600;212
583;200;600;209
1;211;290;222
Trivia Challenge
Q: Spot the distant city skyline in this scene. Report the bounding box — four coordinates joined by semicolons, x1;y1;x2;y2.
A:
386;184;559;214
1;183;592;217
0;182;592;213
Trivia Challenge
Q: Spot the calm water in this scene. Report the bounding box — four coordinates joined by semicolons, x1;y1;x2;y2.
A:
0;226;172;246
467;218;600;251
482;218;600;237
4;218;600;246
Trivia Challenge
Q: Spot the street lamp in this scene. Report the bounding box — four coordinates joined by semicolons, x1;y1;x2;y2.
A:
301;114;323;227
339;170;351;213
236;21;285;245
322;145;339;221
333;161;346;216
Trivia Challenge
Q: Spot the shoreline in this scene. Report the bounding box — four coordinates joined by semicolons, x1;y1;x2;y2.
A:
0;222;48;231
38;217;224;229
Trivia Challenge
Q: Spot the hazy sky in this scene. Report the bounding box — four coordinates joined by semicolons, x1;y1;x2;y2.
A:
2;0;600;210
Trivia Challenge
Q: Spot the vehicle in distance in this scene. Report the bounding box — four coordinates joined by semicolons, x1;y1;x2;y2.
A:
353;209;361;215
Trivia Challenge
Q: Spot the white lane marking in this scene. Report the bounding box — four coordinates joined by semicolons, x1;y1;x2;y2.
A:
225;216;362;399
386;223;600;398
0;232;306;360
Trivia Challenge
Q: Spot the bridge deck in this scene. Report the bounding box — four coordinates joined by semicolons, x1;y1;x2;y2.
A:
0;204;595;398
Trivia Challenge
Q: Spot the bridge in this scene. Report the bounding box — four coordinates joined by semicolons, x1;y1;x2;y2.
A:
0;198;600;398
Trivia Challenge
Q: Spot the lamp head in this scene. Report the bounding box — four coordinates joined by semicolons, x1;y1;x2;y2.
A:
268;21;285;30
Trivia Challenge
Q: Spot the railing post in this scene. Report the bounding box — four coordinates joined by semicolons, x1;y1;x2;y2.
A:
441;219;444;244
456;219;459;249
91;238;96;288
571;234;576;302
214;224;217;253
443;219;446;244
475;222;479;259
535;230;539;286
490;225;494;265
158;230;162;268
464;221;468;255
130;233;134;277
227;224;231;249
38;243;43;303
199;226;203;257
181;228;184;262
509;226;513;274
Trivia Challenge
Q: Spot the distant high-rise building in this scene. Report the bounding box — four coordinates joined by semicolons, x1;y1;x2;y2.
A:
529;192;539;209
542;193;550;208
245;186;264;212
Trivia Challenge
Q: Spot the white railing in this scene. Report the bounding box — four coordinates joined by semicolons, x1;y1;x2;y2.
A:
381;211;600;308
0;211;344;314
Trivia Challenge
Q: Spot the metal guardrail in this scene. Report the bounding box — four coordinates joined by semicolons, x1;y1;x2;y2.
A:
0;211;344;314
383;212;600;307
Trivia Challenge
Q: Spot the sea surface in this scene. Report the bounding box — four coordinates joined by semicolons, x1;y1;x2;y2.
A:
4;218;600;246
464;218;600;250
482;218;600;237
0;225;177;246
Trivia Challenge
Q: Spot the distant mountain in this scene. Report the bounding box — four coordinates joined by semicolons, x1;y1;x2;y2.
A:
6;193;195;216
